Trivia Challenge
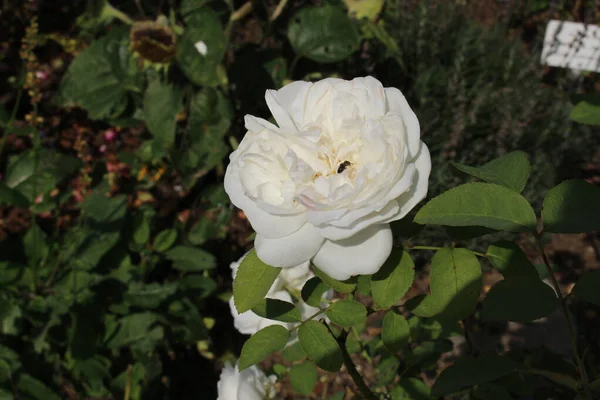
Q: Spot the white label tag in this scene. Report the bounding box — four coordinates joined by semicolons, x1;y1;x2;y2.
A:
541;20;600;72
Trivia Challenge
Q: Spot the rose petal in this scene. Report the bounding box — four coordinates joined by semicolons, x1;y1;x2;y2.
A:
384;87;421;158
267;81;312;130
385;143;431;223
244;115;280;134
311;200;399;241
255;223;325;268
312;224;393;280
225;164;306;239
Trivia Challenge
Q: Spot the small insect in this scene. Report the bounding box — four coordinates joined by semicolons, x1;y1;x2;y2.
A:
337;160;352;173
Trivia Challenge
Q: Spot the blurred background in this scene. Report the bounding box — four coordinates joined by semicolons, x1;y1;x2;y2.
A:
0;0;599;398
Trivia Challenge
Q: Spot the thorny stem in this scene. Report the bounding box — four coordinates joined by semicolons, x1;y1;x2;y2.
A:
406;245;487;258
535;233;591;398
332;326;379;400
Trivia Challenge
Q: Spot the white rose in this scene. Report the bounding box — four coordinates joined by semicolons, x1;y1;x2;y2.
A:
229;253;332;335
224;77;431;280
217;362;277;400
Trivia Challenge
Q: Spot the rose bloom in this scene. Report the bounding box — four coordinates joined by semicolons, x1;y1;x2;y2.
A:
225;77;430;280
228;253;332;335
217;362;276;400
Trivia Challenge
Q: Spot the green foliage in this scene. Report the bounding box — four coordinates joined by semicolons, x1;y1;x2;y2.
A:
542;179;600;233
382;311;410;353
233;249;281;313
486;241;539;278
314;267;357;293
287;5;361;63
298;321;343;372
572;270;600;307
415;182;537;232
56;26;140;119
251;299;302;323
431;354;517;396
482;278;559;322
301;276;330;307
570;94;600;126
238;325;289;371
409;248;482;321
325;300;367;328
371;249;415;309
289;361;318;395
450;151;531;193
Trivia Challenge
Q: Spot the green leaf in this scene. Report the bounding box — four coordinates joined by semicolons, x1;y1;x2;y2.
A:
105;312;159;348
371;250;415;309
314;266;356;294
233;249;281;313
176;9;226;86
571;270;600;306
4;149;80;202
542;179;600;233
165;245;216;271
431;354;517;396
152;229;178;252
450;151;531;193
570;95;600;126
410;248;482;321
81;192;127;224
282;340;307;362
473;383;513;400
298;321;343;372
143;78;183;148
17;374;61;400
287;5;361;63
377;356;400;386
382;311;410;353
0;183;29;207
482;277;559;322
179;0;210;18
23;223;49;268
356;274;371;295
325;300;367;328
125;282;179;308
302;277;330;307
71;231;120;270
56;27;140;119
405;339;453;368
486;241;538;278
415;182;537;232
390;378;431;399
178;89;232;180
0;301;21;335
251;298;302;323
132;210;152;245
239;325;289;371
289;361;318;395
445;226;498;240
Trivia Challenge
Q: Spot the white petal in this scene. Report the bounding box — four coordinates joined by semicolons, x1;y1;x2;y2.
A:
268;81;312;129
312;201;399;241
224;164;306;239
265;86;303;132
312;224;393;280
244;115;280;134
386;143;431;223
255;223;325;268
384;87;421;158
217;363;239;400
